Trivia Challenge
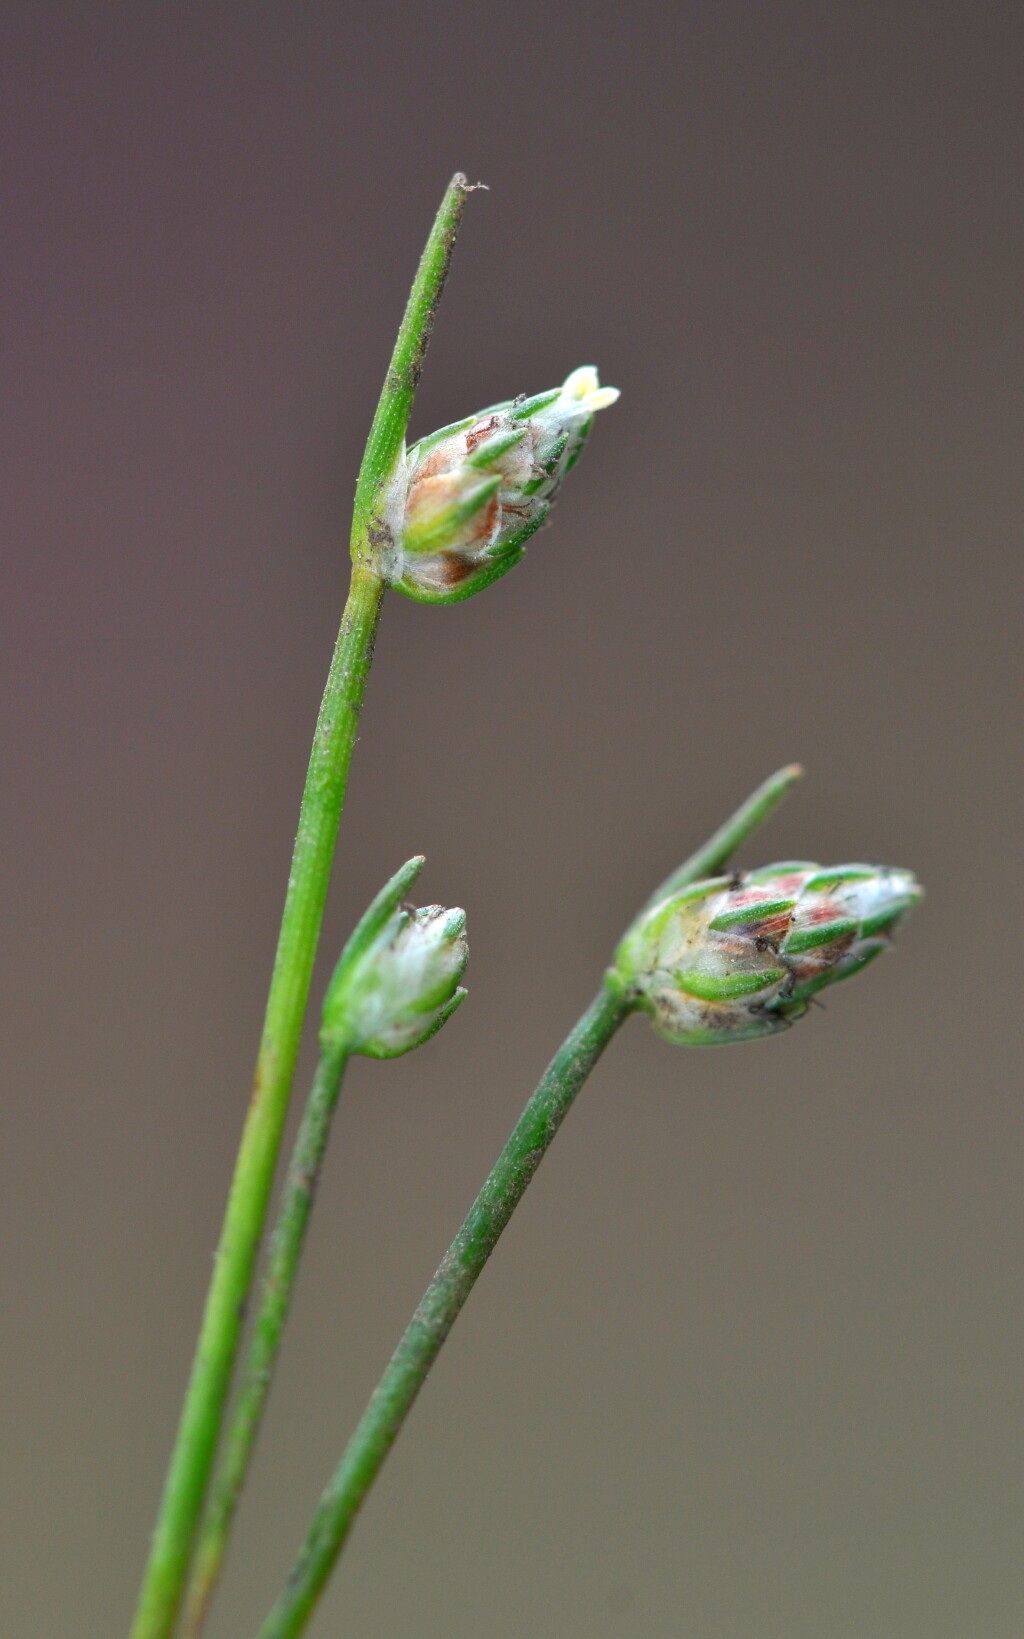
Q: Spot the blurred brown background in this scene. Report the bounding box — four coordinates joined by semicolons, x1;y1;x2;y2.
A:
2;5;1021;1635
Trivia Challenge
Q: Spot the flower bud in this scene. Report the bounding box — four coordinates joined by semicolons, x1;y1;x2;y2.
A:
389;366;619;603
322;856;468;1057
615;862;921;1046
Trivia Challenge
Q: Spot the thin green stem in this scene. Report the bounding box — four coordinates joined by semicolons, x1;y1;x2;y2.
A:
181;1040;351;1639
256;981;629;1639
253;764;803;1639
351;172;472;561
129;569;380;1639
641;762;804;914
128;173;474;1639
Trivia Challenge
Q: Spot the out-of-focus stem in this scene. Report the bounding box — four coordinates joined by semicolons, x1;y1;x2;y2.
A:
256;982;629;1639
255;764;802;1639
181;1040;351;1639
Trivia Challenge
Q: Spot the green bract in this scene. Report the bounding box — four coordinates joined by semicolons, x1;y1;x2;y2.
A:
387;366;619;603
321;857;468;1057
615;862;922;1046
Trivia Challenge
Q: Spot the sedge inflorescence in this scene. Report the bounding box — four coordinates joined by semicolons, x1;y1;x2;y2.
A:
388;366;619;602
616;862;922;1046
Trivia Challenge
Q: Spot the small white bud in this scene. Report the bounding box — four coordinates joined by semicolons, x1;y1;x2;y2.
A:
322;858;468;1058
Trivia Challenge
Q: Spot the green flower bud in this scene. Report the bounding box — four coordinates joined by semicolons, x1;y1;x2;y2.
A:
322;856;468;1058
615;862;921;1046
389;366;619;603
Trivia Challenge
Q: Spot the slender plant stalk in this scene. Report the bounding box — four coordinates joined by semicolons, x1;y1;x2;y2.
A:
256;983;627;1639
181;1041;351;1639
350;174;472;559
640;761;804;913
128;172;473;1639
254;763;803;1639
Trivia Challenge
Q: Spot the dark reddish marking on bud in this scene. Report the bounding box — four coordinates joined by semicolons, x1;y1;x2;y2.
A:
465;415;500;452
415;447;450;482
730;888;771;908
756;910;794;940
804;899;845;924
439;555;477;587
772;874;809;894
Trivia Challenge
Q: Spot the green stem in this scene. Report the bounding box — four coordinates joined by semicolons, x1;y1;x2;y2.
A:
181;1041;351;1639
129;570;380;1639
351;172;472;561
128;172;473;1639
641;762;804;913
256;981;629;1639
253;763;804;1639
